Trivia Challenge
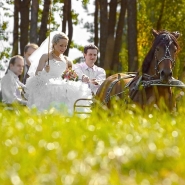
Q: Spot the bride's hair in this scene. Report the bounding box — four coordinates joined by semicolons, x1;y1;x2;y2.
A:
52;32;69;48
28;31;69;76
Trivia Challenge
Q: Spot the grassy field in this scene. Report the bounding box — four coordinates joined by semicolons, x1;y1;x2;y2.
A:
0;101;185;185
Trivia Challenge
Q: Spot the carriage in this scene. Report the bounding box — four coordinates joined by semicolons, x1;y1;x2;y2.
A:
74;29;185;115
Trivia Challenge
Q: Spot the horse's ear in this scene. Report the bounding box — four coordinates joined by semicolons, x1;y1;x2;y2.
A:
171;31;181;39
152;29;159;37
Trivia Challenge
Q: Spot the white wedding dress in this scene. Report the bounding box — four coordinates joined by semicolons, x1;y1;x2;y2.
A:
25;58;92;114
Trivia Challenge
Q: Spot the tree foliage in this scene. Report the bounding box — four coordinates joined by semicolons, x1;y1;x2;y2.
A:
137;0;185;80
1;0;185;78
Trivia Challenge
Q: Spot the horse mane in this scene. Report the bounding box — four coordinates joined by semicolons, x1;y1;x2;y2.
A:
141;30;180;73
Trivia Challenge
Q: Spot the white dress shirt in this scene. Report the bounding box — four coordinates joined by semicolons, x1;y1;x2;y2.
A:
1;70;27;105
73;62;106;94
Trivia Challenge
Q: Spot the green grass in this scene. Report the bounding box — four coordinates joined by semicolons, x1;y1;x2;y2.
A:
0;101;185;185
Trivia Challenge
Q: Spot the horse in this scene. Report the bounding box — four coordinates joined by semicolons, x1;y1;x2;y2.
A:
95;29;183;110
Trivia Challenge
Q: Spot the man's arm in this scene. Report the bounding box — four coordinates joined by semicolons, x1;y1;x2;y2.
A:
73;64;86;80
95;68;106;84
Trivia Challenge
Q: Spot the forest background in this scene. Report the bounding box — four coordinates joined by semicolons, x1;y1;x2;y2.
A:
1;0;185;79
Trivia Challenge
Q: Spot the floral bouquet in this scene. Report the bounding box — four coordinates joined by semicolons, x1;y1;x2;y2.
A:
62;69;78;81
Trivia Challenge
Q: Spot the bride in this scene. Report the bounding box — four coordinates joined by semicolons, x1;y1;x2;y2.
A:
25;31;92;114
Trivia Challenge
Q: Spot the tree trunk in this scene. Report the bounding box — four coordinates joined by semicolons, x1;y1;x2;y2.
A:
19;0;30;56
104;0;117;72
38;0;51;45
94;0;99;47
62;0;67;33
12;0;20;56
111;0;127;72
30;0;39;43
127;0;138;72
65;0;73;56
156;0;165;30
99;0;108;68
107;0;117;38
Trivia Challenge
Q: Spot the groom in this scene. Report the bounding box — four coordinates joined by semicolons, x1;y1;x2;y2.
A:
19;43;38;84
74;44;106;94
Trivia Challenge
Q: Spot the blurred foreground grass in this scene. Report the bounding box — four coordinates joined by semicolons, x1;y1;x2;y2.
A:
0;100;185;185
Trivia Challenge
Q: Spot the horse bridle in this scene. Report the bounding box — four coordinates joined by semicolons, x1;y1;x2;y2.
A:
154;34;176;75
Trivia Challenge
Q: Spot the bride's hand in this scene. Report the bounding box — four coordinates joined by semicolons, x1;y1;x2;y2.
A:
45;65;50;73
82;75;90;83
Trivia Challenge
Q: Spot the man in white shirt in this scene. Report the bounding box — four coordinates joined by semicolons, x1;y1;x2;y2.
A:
74;44;106;94
1;55;27;105
19;43;38;84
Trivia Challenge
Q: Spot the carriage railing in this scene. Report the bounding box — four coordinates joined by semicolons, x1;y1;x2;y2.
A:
73;98;93;115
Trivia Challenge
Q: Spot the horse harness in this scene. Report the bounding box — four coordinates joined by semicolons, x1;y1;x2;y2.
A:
103;33;184;105
103;73;185;105
103;73;136;104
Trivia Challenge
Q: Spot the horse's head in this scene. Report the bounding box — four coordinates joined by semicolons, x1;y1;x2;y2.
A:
142;29;180;83
153;29;180;83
